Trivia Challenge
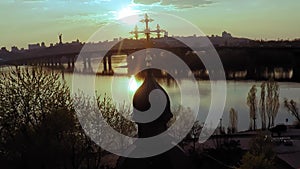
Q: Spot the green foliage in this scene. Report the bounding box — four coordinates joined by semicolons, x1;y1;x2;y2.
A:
265;80;280;128
249;80;280;131
237;152;274;169
236;134;275;169
0;67;71;142
0;67;77;168
73;91;137;152
248;134;275;159
260;82;267;130
0;67;135;169
284;99;300;126
203;140;243;168
247;85;257;130
167;106;197;141
229;108;238;133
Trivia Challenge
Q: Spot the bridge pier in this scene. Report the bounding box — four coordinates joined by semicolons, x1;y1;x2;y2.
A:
292;66;300;82
291;54;300;82
103;56;107;73
55;57;61;66
108;55;113;74
50;58;54;67
82;57;93;73
87;57;93;73
47;59;50;66
102;56;114;75
53;58;56;66
72;58;74;67
67;58;71;69
33;60;37;66
58;57;62;67
64;56;76;72
54;58;57;66
83;57;87;72
246;67;256;80
44;59;47;66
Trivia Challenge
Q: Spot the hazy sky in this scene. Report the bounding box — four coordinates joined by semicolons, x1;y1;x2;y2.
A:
0;0;299;48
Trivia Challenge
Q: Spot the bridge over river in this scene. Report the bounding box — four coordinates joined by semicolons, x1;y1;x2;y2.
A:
1;37;300;81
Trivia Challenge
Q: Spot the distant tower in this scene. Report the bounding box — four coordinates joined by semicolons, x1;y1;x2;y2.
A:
222;31;232;38
59;33;63;44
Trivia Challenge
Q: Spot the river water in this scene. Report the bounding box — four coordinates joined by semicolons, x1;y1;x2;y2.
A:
63;72;300;132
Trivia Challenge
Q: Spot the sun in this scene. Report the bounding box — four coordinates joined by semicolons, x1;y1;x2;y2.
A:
117;6;140;25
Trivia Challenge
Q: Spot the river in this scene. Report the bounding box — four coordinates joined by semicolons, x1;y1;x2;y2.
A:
63;72;300;132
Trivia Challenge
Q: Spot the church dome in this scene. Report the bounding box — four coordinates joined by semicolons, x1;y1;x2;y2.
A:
132;69;173;138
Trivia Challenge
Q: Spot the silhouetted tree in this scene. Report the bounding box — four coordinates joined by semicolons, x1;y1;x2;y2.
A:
266;80;279;128
0;67;75;169
284;99;300;126
0;67;135;169
168;106;196;140
73;92;137;153
167;105;203;152
229;108;238;133
189;121;202;153
236;133;275;169
259;82;267;130
247;85;257;130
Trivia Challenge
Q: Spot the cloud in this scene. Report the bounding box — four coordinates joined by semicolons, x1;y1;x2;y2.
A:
133;0;160;5
0;0;47;4
59;13;110;25
133;0;214;8
14;0;48;3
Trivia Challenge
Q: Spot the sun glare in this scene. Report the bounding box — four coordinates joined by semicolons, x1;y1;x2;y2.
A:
128;75;141;93
117;7;139;25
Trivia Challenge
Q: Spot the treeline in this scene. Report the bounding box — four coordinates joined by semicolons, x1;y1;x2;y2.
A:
0;67;136;169
246;80;300;131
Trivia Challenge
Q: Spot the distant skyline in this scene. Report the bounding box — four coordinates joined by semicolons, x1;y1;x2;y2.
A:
1;0;300;48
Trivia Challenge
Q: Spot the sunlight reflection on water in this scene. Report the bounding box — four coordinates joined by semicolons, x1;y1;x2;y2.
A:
65;73;300;131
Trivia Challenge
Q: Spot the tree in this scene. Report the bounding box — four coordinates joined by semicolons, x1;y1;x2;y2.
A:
229;108;238;133
236;134;275;169
284;99;300;126
166;105;203;153
0;67;135;169
259;82;267;130
0;67;75;169
167;106;197;141
189;121;202;153
258;80;280;130
72;93;137;169
266;80;280;128
247;85;257;130
237;153;274;169
73;92;137;153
